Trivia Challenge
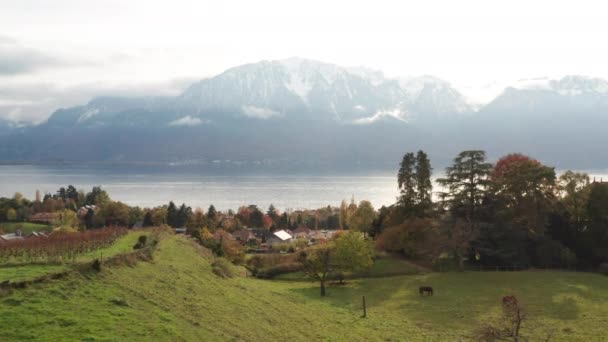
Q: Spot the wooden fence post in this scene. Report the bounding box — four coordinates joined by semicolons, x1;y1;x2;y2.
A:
362;296;367;318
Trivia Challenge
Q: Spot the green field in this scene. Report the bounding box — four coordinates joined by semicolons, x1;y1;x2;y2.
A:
0;222;50;235
275;255;424;281
0;232;148;282
1;235;607;341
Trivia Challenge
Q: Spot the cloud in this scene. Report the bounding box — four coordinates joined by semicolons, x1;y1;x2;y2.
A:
241;105;281;119
0;78;194;124
0;36;64;75
168;115;204;126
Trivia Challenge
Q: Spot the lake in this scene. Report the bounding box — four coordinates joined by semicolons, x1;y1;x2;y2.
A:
2;165;606;211
0;165;399;211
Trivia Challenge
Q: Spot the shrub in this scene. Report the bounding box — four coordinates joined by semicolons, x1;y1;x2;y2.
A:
600;262;608;276
246;255;264;275
255;262;302;279
132;235;148;250
211;258;236;278
534;239;577;268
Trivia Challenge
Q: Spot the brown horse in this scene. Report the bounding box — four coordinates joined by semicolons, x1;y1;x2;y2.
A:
419;286;434;296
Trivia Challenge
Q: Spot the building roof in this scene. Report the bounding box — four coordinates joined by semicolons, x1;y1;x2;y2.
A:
0;233;24;241
233;229;254;241
273;230;293;241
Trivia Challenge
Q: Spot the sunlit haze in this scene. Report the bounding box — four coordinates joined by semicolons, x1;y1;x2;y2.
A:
2;0;608;122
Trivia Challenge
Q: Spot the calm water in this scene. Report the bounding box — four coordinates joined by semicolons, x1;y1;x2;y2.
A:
2;165;605;211
0;165;399;211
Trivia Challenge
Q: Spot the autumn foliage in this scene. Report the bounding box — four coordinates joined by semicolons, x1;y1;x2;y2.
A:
0;227;127;264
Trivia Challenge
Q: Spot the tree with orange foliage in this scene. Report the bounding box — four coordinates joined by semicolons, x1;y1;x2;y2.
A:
491;153;556;236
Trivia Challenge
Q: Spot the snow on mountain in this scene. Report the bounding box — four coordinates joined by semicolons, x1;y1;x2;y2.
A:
549;75;608;96
178;58;471;124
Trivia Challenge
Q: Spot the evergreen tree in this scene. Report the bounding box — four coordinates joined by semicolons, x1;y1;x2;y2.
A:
437;150;492;219
207;205;217;222
167;201;178;227
143;211;153;227
398;152;416;209
267;204;279;222
415;150;433;216
339;200;348;229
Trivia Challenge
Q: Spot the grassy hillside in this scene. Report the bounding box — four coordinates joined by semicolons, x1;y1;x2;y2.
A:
1;235;607;341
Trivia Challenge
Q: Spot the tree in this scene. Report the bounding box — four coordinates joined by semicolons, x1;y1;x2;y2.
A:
436;150;492;270
347;200;377;234
339;200;348;229
176;203;192;227
6;208;17;221
13;192;24;206
267;204;279;221
98;201;130;227
299;246;333;296
415;150;433;216
207;205;217;222
52;209;80;231
143;211;153;227
376;218;441;259
439;218;479;271
491;154;556;236
249;205;263;227
85;186;110;206
437;150;492;220
558;171;590;227
167;201;178;227
332;232;374;283
186;208;207;231
398;152;417;209
151;208;168;226
585;182;608;264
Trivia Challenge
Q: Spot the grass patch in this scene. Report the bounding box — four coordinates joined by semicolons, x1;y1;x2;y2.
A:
0;236;606;341
0;222;50;235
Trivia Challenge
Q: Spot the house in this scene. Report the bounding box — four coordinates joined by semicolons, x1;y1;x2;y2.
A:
310;229;342;242
30;212;57;224
293;227;312;239
77;205;97;218
232;229;256;244
266;229;293;245
26;231;48;238
213;229;235;242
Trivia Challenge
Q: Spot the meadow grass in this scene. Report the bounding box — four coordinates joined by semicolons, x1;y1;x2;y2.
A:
0;235;606;341
0;222;50;234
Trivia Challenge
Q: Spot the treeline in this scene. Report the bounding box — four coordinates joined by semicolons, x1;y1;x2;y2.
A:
373;150;608;271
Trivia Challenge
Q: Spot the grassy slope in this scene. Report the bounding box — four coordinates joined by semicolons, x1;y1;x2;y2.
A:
0;222;50;234
1;236;607;341
0;232;147;282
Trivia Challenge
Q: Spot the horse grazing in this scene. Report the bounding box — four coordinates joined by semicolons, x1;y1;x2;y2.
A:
419;286;434;296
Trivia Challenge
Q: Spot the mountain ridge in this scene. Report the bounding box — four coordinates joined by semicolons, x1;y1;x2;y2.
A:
1;58;608;170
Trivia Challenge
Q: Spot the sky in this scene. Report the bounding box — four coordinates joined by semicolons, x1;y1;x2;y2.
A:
1;0;607;123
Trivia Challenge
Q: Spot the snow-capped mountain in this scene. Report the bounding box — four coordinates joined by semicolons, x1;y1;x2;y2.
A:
2;59;608;170
42;58;476;128
177;57;470;124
